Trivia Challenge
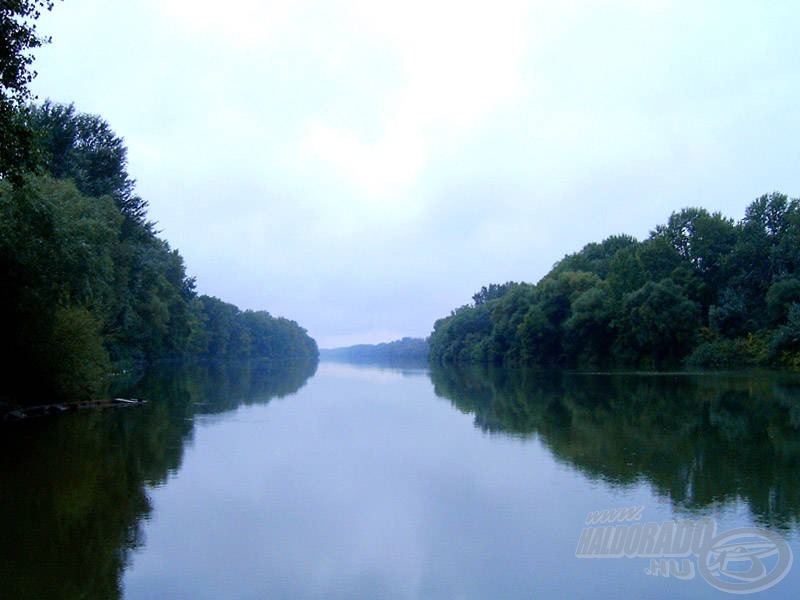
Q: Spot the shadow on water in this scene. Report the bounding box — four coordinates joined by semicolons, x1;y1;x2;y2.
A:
0;358;317;600
429;363;800;532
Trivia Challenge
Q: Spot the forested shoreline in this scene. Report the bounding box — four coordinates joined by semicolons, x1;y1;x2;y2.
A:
429;195;800;369
1;101;317;405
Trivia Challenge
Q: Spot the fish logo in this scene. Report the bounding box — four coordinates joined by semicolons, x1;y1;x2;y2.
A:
698;527;793;594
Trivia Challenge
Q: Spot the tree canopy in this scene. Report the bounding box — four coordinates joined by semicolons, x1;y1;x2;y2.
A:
29;101;148;222
428;195;800;369
1;102;317;405
0;1;58;182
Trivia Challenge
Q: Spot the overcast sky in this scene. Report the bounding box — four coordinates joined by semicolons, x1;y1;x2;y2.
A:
31;0;800;348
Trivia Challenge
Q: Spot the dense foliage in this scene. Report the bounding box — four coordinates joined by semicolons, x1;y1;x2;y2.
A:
1;103;317;404
188;295;319;360
0;1;58;182
429;196;800;368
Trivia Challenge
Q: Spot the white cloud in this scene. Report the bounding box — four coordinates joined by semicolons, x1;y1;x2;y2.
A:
153;0;301;50
303;120;426;201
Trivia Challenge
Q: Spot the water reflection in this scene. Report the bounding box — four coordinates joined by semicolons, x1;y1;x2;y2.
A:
0;359;317;600
4;359;800;598
430;364;800;532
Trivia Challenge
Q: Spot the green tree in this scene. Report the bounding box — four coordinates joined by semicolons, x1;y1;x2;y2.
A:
22;103;197;362
563;283;615;364
186;296;317;360
618;279;701;365
606;246;645;297
0;177;118;400
429;193;800;368
636;236;684;283
550;234;639;280
708;288;752;337
428;303;493;363
731;193;799;304
0;1;58;182
192;295;240;357
1;100;319;402
766;278;800;327
517;303;554;364
29;101;147;222
472;282;514;306
651;207;737;315
487;283;531;363
770;303;800;361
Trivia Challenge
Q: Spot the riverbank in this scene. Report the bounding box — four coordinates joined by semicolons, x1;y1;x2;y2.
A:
1;398;147;422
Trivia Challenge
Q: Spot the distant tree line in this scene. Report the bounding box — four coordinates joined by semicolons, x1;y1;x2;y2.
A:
1;102;317;404
429;196;800;369
321;337;428;364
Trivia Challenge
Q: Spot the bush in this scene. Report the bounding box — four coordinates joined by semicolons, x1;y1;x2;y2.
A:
685;338;756;368
36;306;112;400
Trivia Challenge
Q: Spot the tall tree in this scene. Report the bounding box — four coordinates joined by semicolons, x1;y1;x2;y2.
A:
0;1;57;182
29;101;148;222
0;177;118;399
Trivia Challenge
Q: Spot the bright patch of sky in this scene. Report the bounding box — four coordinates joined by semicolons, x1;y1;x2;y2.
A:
32;0;800;347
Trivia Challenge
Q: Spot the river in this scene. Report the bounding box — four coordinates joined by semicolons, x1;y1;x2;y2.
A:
1;360;799;598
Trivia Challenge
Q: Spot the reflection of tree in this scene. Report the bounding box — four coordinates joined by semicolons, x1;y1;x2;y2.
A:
129;358;319;416
0;358;317;599
430;364;800;531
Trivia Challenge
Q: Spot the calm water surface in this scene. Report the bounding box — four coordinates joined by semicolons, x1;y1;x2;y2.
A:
2;360;800;598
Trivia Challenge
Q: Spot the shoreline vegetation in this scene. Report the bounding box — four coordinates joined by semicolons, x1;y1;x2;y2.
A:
428;195;800;370
0;5;314;406
1;397;147;423
4;102;799;409
4;6;799;410
0;102;318;406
